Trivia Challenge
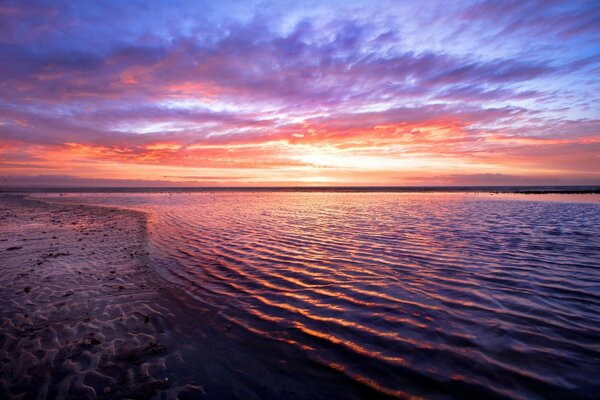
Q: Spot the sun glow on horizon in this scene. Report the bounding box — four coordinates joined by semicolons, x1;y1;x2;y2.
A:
0;0;598;187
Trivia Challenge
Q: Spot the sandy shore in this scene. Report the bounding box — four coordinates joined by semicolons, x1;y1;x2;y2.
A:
0;194;386;400
0;195;203;399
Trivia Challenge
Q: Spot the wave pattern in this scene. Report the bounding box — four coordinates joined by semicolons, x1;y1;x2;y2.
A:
48;192;600;399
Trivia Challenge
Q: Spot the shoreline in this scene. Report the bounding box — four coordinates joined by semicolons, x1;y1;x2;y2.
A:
6;192;596;399
0;194;390;400
0;194;200;399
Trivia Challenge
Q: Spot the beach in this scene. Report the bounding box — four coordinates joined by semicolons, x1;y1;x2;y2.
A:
2;191;600;399
0;194;387;400
0;194;190;398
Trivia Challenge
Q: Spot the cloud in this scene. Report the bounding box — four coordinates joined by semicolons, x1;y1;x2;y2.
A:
0;0;598;185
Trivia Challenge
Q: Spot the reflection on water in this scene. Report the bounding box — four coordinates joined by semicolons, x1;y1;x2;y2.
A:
40;192;600;399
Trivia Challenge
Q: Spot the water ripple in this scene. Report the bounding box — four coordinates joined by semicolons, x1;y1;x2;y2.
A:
42;192;600;399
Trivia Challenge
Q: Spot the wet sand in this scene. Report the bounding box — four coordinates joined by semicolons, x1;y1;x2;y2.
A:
0;194;191;399
0;194;387;400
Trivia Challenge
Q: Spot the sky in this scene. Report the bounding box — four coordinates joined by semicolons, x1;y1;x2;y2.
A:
1;0;599;187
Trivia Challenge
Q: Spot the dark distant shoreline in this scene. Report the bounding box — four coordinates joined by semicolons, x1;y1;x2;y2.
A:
1;186;599;194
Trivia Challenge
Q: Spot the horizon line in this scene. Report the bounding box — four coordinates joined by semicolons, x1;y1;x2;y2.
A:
2;185;600;194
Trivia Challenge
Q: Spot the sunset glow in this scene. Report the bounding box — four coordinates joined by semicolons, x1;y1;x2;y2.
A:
1;0;599;186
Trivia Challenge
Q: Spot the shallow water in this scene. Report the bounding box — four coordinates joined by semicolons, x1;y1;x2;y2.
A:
37;192;600;399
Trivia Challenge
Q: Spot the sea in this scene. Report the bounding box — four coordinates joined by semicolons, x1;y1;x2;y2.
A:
29;188;600;399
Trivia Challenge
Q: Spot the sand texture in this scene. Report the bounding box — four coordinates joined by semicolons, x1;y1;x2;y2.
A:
0;195;194;399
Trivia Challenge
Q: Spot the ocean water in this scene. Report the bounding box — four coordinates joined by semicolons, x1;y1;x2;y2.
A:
37;191;600;399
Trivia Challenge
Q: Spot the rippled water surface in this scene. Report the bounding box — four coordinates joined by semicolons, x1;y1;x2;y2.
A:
39;192;600;399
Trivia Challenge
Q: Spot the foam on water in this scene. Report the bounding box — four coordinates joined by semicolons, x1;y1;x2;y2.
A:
38;192;600;399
